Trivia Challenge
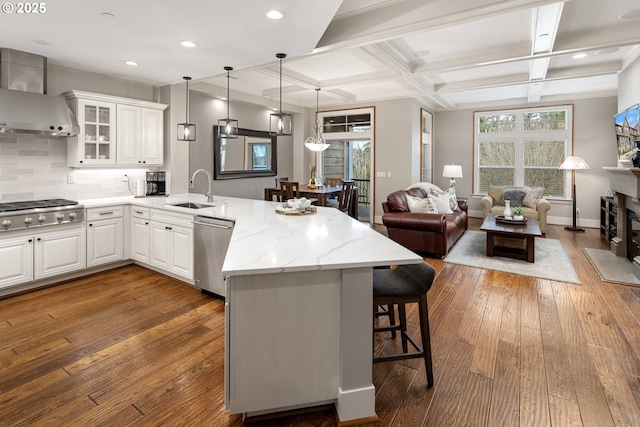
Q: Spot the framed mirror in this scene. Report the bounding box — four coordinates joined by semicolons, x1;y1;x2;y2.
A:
213;126;278;179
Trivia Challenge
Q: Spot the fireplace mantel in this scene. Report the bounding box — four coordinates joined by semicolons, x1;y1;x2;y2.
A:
604;166;640;279
603;167;640;199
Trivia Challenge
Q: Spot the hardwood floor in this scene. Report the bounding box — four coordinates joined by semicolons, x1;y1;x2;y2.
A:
1;219;640;426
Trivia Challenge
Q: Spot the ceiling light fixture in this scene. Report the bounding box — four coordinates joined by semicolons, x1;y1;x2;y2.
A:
270;53;292;136
572;53;587;59
177;76;196;141
180;40;198;48
124;60;139;66
304;89;329;152
218;66;238;139
265;9;286;20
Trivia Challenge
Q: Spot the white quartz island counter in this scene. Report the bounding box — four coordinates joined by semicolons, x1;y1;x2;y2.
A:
81;194;422;422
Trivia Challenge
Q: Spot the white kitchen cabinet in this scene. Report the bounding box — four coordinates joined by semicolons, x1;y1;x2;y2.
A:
64;90;167;168
86;206;124;267
0;236;34;289
0;226;86;288
66;97;117;167
149;209;193;280
117;105;164;165
34;227;86;280
131;207;150;264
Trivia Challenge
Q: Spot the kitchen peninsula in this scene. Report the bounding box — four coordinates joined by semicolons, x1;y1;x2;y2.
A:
81;194;422;423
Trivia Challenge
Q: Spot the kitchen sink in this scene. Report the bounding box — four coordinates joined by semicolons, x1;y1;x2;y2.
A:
169;202;213;209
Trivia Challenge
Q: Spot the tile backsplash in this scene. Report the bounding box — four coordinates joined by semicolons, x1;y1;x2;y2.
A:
0;134;149;201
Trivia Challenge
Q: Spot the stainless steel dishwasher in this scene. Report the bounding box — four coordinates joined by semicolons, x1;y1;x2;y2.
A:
193;216;234;299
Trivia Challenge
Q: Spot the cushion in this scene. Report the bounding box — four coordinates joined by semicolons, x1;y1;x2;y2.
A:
406;195;438;213
501;188;526;207
487;185;504;204
406;187;428;199
386;190;410;212
431;188;459;212
407;182;443;194
428;192;453;214
523;187;544;209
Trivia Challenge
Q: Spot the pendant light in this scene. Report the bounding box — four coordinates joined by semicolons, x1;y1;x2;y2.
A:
304;88;330;152
269;53;292;136
177;76;196;141
218;66;238;139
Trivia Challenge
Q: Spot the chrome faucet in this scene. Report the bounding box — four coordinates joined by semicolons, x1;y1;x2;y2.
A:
190;169;214;202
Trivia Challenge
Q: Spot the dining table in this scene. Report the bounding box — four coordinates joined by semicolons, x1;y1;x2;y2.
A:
264;184;358;218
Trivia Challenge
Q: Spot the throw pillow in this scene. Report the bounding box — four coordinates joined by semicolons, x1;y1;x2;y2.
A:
406;194;438;213
430;188;459;211
407;182;443;194
523;187;544;209
428;192;453;214
500;188;526;207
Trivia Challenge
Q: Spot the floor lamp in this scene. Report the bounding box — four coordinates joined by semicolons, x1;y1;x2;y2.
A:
559;155;590;232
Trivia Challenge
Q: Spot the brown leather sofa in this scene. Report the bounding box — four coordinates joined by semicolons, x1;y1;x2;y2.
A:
382;187;468;258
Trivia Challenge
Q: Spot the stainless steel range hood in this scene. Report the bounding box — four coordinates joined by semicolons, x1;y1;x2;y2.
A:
0;48;79;136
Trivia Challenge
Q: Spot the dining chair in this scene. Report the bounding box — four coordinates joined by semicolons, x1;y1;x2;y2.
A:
279;181;300;201
338;180;355;217
275;176;289;186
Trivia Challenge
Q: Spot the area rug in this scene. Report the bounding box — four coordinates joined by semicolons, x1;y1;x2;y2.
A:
444;231;580;284
583;248;640;286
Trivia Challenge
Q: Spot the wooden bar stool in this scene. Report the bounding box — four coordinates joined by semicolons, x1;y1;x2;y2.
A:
373;262;435;387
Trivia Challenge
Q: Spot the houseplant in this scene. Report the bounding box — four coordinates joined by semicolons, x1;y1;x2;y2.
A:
512;206;524;221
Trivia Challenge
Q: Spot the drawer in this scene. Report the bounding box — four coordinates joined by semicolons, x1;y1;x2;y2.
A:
151;208;193;228
131;207;150;219
86;206;124;220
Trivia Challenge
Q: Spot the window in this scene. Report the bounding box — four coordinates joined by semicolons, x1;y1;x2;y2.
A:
474;105;573;198
420;109;433;182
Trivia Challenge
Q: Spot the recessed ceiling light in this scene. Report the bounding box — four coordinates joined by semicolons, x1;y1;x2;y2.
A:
572;53;587;59
619;9;640;20
265;9;286;20
180;40;198;48
33;39;51;46
124;60;139;66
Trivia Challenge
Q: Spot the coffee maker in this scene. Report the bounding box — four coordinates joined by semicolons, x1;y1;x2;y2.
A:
146;171;166;196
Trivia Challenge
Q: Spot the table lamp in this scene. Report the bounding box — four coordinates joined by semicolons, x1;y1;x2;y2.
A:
559;155;590;232
442;164;463;195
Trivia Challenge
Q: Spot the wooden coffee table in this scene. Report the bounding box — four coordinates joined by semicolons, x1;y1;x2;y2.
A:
480;213;542;263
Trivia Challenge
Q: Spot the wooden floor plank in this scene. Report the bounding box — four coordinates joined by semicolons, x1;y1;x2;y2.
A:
2;223;640;426
538;279;577;401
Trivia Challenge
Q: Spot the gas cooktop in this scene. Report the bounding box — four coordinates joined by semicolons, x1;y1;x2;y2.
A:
0;199;79;212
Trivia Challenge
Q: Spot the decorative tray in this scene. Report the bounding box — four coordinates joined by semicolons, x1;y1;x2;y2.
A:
275;205;317;216
495;214;527;225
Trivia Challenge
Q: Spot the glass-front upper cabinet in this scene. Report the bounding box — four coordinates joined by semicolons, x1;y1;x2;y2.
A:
77;100;116;165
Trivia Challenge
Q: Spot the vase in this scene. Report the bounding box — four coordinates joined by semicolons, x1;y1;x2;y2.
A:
514;215;524;221
503;200;512;218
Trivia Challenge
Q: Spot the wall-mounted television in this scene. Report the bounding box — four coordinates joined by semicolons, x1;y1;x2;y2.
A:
615;103;640;167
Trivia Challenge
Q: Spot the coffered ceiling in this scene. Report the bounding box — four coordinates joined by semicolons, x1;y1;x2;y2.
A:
2;0;639;111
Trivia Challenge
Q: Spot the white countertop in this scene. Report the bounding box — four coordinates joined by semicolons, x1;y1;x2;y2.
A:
80;194;422;277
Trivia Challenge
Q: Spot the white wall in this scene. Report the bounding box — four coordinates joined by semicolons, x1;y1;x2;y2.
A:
618;56;640;111
434;97;618;226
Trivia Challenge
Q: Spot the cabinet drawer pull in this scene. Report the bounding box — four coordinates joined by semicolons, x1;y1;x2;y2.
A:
99;211;115;216
28;239;32;243
134;210;144;214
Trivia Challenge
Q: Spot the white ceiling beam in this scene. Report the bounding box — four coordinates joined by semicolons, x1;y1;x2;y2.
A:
360;43;413;75
528;2;564;103
316;0;563;53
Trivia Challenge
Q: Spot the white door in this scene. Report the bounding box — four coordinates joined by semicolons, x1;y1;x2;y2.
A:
131;217;150;263
34;228;86;280
87;218;123;267
141;108;164;165
170;225;193;279
149;222;171;270
0;236;33;288
116;104;140;164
